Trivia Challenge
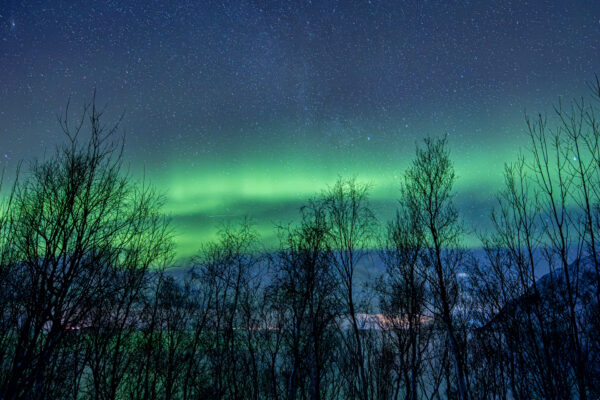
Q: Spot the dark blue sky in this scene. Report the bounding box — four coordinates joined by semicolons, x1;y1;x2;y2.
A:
1;0;599;255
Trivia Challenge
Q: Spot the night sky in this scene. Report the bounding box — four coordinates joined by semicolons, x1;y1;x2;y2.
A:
1;1;599;258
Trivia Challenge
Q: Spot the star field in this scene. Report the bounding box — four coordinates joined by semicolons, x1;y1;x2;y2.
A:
1;1;599;257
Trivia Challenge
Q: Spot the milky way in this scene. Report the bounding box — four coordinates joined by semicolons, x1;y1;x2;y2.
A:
1;1;599;257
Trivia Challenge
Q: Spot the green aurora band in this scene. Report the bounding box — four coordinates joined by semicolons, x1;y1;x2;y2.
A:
3;0;599;263
152;118;524;260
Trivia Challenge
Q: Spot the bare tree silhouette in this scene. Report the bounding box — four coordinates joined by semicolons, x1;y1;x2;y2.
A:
0;98;172;400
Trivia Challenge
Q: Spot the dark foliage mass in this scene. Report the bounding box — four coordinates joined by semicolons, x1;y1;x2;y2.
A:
1;82;600;400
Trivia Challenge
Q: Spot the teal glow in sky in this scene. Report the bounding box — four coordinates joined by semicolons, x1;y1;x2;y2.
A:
1;1;599;258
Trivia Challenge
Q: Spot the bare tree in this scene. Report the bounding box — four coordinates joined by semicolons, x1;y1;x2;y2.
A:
0;169;18;388
401;137;469;400
192;220;261;400
378;206;432;400
128;274;202;400
553;79;600;396
466;143;588;400
466;78;600;400
322;177;377;400
270;200;339;400
0;98;173;400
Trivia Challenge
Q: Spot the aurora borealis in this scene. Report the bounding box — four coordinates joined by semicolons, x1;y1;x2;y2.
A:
1;1;599;258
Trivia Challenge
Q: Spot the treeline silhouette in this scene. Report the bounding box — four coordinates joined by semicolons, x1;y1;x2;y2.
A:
1;82;600;400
